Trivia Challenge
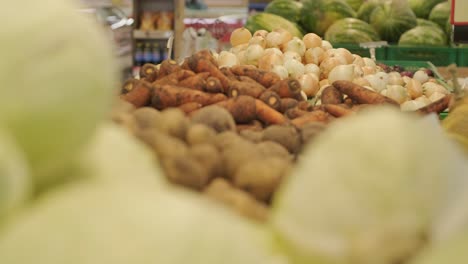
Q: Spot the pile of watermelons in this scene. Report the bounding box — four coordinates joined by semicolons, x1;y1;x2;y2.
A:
245;0;451;46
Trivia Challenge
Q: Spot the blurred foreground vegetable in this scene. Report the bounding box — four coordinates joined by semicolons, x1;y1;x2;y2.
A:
0;128;30;222
0;0;117;191
270;107;468;264
0;182;288;264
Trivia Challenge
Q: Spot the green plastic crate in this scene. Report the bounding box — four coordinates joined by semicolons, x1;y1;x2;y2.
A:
331;43;386;60
457;46;468;67
386;45;457;66
378;60;429;72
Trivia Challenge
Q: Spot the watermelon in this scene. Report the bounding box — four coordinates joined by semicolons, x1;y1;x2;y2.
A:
429;1;451;29
345;0;363;11
417;18;446;36
325;18;380;44
264;0;303;24
245;12;304;38
398;25;447;46
299;0;356;37
357;0;381;23
408;0;446;19
369;0;418;43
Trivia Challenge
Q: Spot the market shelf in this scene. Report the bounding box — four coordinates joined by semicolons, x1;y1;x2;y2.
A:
133;29;174;40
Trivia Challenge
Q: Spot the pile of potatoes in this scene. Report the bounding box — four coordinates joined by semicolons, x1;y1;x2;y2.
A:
112;99;326;221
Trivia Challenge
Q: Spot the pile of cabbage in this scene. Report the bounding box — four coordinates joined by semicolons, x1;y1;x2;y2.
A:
1;0;468;263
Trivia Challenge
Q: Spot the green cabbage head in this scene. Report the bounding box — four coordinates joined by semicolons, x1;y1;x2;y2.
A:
0;182;288;264
270;107;468;264
0;0;117;191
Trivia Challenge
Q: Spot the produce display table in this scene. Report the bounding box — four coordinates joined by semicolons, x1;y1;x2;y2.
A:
437;66;468;79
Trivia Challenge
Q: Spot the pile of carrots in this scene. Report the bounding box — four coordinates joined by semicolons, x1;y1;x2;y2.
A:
122;49;450;131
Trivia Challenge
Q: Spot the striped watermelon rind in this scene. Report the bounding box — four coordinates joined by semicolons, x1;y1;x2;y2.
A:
245;13;305;38
264;0;303;24
300;0;356;37
398;25;447;46
325;18;380;44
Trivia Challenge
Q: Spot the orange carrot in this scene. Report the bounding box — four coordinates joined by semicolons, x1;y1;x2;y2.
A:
120;80;152;107
179;102;203;114
205;77;223;93
259;90;281;111
297;100;311;111
321;85;343;104
191;49;218;66
279;98;299;113
418;94;452;114
121;78;139;94
216;95;257;124
154;69;195;86
230;65;281;88
151;84;227;110
291;110;331;127
228;80;266;98
255;99;289;125
178;72;210;91
268;78;302;99
158;59;181;78
139;63;159;82
236;120;264;133
285;107;308;119
323;104;354;117
188;58;230;90
220;67;239;80
333;80;398;105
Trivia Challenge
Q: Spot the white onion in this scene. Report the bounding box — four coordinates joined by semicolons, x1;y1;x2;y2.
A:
264;47;283;57
266;31;282;48
257;53;283;71
400;100;427;111
319;79;330;89
363;57;376;68
352;55;365;67
271;65;289;79
415;95;432;105
328;64;355;83
304;64;320;77
253;29;268;38
321;40;333;50
335;48;354;64
406;79;423;99
284;37;306;56
387;72;404;86
230;27;252;46
413;70;429;84
298;73;320;97
283;51;302;62
364;74;386;92
423;82;449;98
244;44;264;66
304;47;325;65
362;66;376;75
274;28;293;48
248;36;266;48
284;59;305;79
319;58;342;80
429;92;447;102
353;77;371;87
302;33;322;49
217;51;239;68
229;43;248;54
386;85;409;104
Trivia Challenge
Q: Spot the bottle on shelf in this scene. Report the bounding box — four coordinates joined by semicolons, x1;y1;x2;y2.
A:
151;42;161;64
134;42;144;66
142;42;153;65
160;40;169;61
